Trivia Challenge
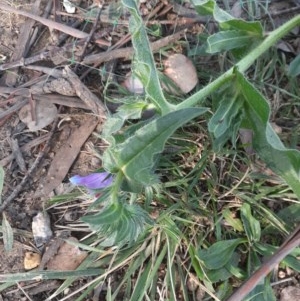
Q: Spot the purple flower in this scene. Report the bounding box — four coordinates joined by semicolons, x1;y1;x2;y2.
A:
69;172;113;190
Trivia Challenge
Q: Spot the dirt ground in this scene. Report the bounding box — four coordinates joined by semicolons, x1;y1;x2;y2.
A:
0;0;299;300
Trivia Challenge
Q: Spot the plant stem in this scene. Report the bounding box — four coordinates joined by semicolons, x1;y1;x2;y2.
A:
176;14;300;110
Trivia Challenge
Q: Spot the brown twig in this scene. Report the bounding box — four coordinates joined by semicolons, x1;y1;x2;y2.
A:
0;134;50;167
0;97;29;120
74;5;103;72
226;224;300;301
4;0;42;87
83;28;187;65
0;111;60;214
0;3;89;39
63;66;106;116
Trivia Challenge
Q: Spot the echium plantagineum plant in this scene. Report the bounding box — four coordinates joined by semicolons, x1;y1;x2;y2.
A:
71;0;300;246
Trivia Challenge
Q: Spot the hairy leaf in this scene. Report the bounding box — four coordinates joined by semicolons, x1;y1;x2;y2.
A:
220;20;263;35
208;91;243;138
82;201;152;246
206;30;259;53
237;71;300;198
103;108;208;192
122;0;173;114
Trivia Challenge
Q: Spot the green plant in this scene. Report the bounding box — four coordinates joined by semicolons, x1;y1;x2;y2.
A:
75;0;300;244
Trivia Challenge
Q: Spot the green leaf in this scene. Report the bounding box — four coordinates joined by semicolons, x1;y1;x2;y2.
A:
206;30;259;53
237;71;300;198
287;53;300;77
220;20;263;35
193;0;233;21
104;108;208;192
206;252;240;282
0;165;4;204
82;201;152;246
122;0;173;114
198;238;245;270
192;0;215;15
102;101;148;141
208;91;243;138
222;209;244;232
241;203;261;243
2;213;13;252
278;204;300;224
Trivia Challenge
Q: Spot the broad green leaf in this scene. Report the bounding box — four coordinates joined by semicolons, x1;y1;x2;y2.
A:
198;238;246;270
222;209;244;232
0;165;4;204
102;101;148;140
278;204;300;224
192;0;233;21
206;252;240;282
206;31;258;53
208;91;243;138
192;0;215;15
82;201;152;246
287;53;300;77
237;71;300;198
2;213;13;252
220;20;263;35
103;108;208;192
245;278;275;301
241;203;261;243
122;0;173;114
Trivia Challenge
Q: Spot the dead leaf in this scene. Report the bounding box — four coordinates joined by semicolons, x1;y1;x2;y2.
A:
164;53;198;94
46;237;87;270
24;252;41;270
19;100;57;131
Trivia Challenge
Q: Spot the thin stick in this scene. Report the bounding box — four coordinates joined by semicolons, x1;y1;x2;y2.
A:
0;112;60;214
0;3;89;39
226;225;300;301
0;134;50;167
83;28;187;65
74;5;103;71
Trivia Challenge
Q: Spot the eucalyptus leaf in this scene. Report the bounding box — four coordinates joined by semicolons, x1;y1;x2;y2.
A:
103;108;208;192
198;238;245;270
